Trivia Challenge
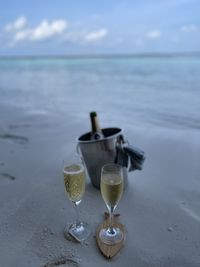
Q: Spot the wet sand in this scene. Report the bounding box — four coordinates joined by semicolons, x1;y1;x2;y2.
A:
0;104;200;267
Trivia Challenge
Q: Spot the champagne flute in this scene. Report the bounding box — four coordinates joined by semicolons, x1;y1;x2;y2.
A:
100;163;124;245
63;163;90;242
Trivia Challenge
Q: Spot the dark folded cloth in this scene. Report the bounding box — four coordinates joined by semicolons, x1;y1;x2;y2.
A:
116;142;145;172
123;144;145;171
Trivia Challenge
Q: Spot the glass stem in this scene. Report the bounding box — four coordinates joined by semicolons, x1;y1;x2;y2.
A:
108;207;115;235
74;202;80;226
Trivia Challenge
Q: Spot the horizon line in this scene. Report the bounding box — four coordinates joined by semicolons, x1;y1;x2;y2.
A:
0;51;200;60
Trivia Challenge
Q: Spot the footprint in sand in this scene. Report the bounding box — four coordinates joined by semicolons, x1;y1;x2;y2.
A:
0;173;16;181
43;256;78;267
0;133;29;144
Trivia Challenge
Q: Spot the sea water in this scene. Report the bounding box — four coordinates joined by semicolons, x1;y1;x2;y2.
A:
0;55;200;134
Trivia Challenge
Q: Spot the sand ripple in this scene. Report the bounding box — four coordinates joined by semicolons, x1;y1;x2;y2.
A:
0;133;29;144
180;195;200;223
181;205;200;223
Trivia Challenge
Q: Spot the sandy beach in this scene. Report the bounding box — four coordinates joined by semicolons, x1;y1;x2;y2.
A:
0;100;200;267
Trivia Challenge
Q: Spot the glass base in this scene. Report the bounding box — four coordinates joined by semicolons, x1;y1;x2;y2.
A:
64;222;90;242
99;227;123;245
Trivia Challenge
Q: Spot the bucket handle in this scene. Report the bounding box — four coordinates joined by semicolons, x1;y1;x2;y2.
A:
116;134;129;146
76;143;85;165
115;134;129;167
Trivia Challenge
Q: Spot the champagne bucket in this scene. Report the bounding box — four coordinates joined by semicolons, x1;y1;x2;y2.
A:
77;128;128;189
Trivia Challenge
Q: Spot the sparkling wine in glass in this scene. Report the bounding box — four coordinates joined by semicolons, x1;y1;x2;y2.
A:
63;163;90;242
100;163;124;245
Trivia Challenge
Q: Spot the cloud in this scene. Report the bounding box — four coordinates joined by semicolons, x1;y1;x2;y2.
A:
14;29;31;42
146;29;162;39
30;20;67;41
14;19;68;42
4;16;27;32
3;17;108;47
84;28;108;42
180;24;198;32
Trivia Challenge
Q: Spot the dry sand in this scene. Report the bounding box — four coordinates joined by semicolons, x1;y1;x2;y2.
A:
0;104;200;267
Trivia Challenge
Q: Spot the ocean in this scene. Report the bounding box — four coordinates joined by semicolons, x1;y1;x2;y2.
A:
0;55;200;135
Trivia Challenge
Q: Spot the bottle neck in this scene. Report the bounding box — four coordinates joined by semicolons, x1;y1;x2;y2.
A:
90;113;103;140
91;116;101;133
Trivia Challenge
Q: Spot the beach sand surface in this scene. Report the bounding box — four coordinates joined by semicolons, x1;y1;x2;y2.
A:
0;104;200;267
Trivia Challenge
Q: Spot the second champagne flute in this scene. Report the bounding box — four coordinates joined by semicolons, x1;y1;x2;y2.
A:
100;163;124;245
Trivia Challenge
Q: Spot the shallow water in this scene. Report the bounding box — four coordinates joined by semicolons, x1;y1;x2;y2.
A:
0;55;200;133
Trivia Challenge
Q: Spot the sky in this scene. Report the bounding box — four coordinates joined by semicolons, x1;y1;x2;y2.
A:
0;0;200;56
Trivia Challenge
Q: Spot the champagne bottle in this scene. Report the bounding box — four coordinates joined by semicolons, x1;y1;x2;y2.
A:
90;111;104;140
